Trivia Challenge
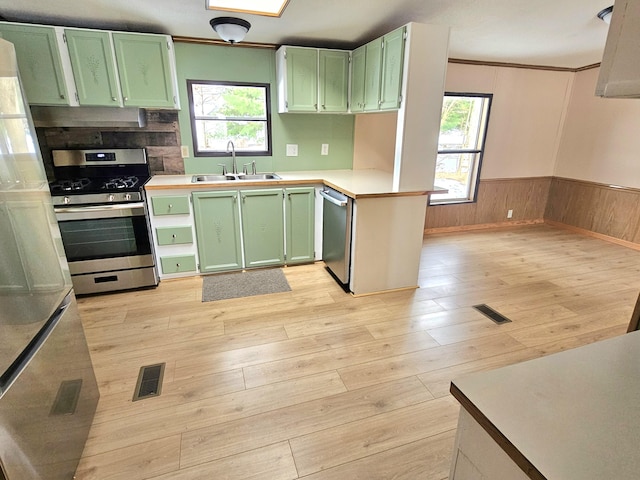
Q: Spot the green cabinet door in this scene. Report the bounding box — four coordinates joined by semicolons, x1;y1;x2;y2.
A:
380;27;406;110
112;33;175;108
285;47;318;112
0;200;67;292
363;38;382;112
285;187;315;265
318;49;349;113
240;189;285;268
64;29;121;106
193;191;243;273
350;46;366;113
0;24;70;105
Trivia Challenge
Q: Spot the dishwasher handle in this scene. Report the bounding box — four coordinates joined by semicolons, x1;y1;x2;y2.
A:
319;189;349;207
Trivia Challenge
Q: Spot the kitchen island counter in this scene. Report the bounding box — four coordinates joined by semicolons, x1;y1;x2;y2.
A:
145;169;444;199
449;330;640;480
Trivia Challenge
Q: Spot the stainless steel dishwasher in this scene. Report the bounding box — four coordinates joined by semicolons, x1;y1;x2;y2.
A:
320;187;353;286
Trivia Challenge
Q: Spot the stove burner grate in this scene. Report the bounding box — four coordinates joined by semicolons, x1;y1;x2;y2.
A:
49;178;91;192
101;176;140;190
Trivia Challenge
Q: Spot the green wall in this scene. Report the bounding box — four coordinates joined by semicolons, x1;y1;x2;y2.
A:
174;42;354;174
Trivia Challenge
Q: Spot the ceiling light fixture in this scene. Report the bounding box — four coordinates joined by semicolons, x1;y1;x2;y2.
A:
597;5;614;24
209;17;251;44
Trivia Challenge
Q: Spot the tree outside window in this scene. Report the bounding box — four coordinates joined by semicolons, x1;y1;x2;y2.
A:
187;80;272;157
430;93;492;204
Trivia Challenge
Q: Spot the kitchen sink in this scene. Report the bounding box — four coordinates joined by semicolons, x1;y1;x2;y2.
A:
236;173;281;180
192;173;281;183
192;174;237;182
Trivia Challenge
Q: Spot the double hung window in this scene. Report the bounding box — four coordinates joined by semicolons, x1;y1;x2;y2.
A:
430;93;492;204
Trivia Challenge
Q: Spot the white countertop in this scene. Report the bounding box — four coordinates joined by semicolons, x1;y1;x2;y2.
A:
145;169;443;199
451;331;640;480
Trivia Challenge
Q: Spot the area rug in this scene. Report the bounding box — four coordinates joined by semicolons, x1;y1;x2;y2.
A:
202;268;291;302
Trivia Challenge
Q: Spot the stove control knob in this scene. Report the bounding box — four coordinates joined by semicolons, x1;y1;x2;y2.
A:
63;196;71;205
108;194;115;202
125;193;132;201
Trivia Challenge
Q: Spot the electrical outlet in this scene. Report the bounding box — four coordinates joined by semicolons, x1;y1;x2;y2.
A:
286;144;298;156
180;145;189;158
321;143;329;155
507;209;513;219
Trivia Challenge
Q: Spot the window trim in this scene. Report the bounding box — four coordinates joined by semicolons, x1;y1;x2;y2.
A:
430;91;493;205
187;79;273;158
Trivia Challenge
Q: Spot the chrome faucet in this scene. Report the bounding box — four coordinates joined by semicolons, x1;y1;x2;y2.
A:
227;140;238;174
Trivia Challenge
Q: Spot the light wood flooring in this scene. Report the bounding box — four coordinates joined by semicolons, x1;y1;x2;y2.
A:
74;224;640;480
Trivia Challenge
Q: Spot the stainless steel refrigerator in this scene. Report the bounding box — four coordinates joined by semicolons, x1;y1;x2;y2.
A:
0;39;99;479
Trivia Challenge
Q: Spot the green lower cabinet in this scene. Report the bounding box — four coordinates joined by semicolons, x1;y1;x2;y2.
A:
193;190;243;273
240;189;285;268
285;187;315;264
160;254;196;275
155;226;193;246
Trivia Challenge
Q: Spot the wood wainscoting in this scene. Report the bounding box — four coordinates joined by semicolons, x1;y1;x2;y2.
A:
545;177;640;246
425;177;551;233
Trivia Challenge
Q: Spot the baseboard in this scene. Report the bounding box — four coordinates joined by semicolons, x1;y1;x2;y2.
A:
544;220;640;252
424;219;544;235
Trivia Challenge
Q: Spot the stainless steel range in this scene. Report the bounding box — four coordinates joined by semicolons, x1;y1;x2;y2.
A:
49;148;158;295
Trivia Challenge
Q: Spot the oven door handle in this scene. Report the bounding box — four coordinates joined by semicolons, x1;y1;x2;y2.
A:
54;202;146;220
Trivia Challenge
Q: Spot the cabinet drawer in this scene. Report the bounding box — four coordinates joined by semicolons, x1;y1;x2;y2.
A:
151;195;190;215
156;226;193;246
160;254;196;274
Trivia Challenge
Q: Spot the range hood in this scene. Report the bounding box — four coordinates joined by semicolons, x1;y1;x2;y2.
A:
30;106;147;128
596;0;640;98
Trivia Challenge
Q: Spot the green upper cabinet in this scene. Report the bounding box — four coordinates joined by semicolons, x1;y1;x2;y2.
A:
0;21;179;108
240;189;285;268
193;190;243;273
64;29;121;106
363;38;382;112
285;187;315;265
0;23;72;105
358;26;406;112
318;50;349;113
276;46;349;113
281;46;318;112
350;45;366;113
111;33;176;108
380;26;406;110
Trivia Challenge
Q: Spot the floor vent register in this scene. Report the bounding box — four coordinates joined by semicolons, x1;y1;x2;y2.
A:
473;304;512;324
133;363;165;401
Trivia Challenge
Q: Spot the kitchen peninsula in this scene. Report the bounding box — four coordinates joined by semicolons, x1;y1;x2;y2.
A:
449;331;640;479
146;169;442;296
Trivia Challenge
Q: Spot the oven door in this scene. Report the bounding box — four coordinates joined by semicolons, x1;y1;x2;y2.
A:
53;202;157;294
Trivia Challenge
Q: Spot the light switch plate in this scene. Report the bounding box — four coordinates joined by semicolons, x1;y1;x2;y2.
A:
286;144;298;156
180;145;189;158
321;144;329;155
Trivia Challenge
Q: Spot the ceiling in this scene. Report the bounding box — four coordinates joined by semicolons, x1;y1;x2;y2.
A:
0;0;615;69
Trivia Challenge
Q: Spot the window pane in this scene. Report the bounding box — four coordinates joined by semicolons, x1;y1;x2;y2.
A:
191;84;266;119
195;120;267;152
432;152;479;201
188;80;271;157
439;96;487;150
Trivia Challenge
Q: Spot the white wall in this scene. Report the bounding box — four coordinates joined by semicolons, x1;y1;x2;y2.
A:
554;67;640;187
445;63;573;179
354;62;574;180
